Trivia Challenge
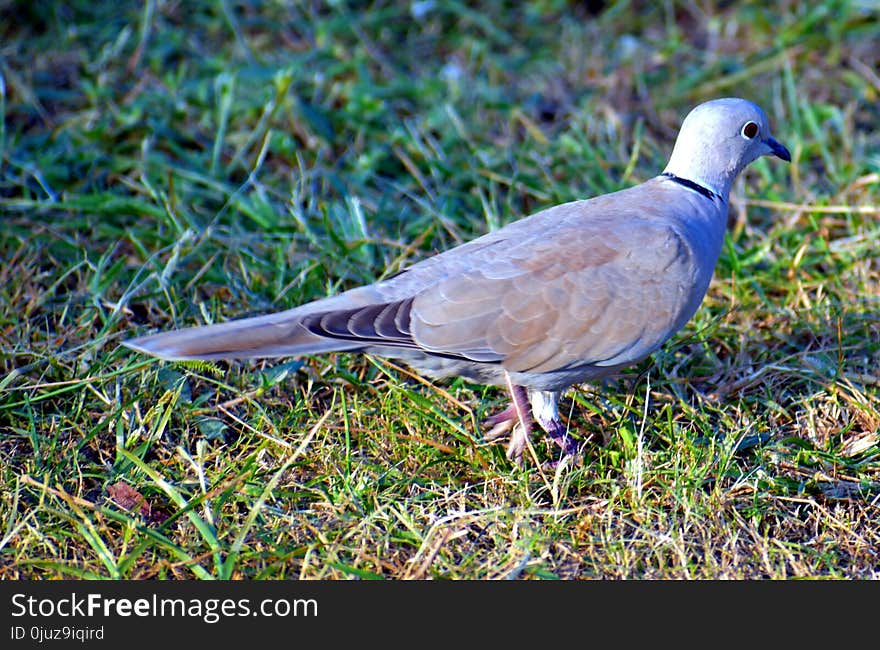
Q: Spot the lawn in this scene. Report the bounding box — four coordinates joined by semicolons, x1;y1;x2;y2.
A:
1;0;879;579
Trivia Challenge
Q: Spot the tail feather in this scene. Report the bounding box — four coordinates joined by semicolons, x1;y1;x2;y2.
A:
122;311;363;361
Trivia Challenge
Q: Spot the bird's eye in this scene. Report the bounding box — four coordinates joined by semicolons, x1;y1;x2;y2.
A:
741;121;759;139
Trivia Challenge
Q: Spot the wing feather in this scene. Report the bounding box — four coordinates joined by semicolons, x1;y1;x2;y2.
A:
408;213;699;373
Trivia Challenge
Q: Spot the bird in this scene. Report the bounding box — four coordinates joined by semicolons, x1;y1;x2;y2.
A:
124;97;791;464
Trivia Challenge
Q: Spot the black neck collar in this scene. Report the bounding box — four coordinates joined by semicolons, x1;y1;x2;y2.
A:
660;172;721;202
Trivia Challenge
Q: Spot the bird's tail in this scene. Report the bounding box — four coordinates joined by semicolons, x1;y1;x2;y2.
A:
122;309;362;361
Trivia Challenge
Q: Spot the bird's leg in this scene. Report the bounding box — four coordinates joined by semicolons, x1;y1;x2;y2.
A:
480;377;535;463
503;376;533;464
544;420;580;456
481;382;580;464
529;390;579;457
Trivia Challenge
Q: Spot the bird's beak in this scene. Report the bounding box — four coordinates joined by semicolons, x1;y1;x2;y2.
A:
765;137;791;162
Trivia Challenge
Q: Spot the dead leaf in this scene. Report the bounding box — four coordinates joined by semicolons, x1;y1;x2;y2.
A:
107;480;168;523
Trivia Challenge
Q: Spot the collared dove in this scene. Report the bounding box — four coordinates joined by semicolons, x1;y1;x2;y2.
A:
124;97;790;464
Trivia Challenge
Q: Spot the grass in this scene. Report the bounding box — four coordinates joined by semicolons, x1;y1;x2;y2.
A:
1;0;879;579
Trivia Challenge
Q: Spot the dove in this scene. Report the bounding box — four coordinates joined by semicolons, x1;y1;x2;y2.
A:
124;97;790;464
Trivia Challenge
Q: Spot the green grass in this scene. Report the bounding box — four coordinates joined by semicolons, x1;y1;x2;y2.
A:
1;0;879;579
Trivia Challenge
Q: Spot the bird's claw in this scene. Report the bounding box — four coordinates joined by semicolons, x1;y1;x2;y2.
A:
481;392;581;467
504;423;529;466
480;404;528;465
483;417;515;442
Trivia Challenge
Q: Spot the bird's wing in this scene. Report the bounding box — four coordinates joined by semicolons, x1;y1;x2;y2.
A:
303;199;704;373
408;213;699;373
127;186;712;368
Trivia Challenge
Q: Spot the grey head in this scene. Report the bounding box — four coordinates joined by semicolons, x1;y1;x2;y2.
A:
663;97;791;200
